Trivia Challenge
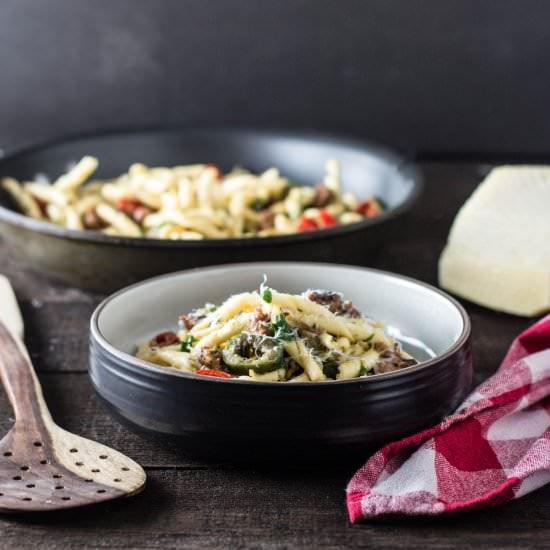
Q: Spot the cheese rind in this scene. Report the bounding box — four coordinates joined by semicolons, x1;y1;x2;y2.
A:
439;166;550;316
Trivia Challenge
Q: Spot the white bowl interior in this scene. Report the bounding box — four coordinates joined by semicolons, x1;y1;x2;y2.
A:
96;263;466;364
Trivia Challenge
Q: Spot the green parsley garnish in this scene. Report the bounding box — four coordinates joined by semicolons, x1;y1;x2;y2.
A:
268;313;294;342
364;333;375;343
262;287;272;303
180;334;198;352
358;366;368;376
260;275;272;303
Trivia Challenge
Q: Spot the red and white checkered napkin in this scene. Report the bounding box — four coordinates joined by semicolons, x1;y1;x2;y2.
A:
347;315;550;521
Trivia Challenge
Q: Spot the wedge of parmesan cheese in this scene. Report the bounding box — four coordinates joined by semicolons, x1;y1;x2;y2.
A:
439;166;550;316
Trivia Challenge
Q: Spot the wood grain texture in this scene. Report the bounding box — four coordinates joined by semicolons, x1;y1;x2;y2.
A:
19;301;99;373
0;161;548;546
0;374;228;470
0;469;548;550
0;319;145;512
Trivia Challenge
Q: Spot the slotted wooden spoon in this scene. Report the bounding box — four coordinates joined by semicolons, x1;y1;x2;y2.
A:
0;275;146;512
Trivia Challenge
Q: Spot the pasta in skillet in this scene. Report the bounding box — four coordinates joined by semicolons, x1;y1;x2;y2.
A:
1;157;383;239
136;284;417;381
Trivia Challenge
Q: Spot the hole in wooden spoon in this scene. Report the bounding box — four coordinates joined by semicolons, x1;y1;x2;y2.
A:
55;486;64;490
75;461;84;466
22;497;32;501
96;489;106;494
61;496;71;501
3;451;12;457
26;484;35;488
33;441;42;447
20;466;29;471
40;459;48;465
84;479;93;483
69;448;78;453
121;467;130;471
91;469;100;473
99;455;108;459
113;478;121;482
12;476;21;481
52;474;62;479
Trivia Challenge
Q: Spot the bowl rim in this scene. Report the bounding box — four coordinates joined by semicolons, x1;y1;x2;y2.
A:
0;126;422;248
90;261;471;387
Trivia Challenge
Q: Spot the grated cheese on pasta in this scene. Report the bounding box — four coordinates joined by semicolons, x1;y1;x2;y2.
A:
2;158;383;239
136;285;417;382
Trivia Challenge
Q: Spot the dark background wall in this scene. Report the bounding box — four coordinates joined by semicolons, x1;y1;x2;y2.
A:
1;0;549;155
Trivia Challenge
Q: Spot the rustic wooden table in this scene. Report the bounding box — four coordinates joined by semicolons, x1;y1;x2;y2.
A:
0;161;548;549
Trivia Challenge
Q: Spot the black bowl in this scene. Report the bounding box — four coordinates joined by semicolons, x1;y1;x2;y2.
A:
89;262;473;464
0;128;421;292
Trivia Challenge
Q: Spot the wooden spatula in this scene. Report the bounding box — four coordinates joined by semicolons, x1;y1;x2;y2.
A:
0;275;146;512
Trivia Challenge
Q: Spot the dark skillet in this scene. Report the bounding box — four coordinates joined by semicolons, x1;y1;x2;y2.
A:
0;128;421;292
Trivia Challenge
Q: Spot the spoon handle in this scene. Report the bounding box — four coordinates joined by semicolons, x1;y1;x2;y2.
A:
0;275;24;339
0;276;53;427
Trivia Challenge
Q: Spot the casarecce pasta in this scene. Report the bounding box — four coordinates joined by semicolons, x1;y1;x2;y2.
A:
136;283;417;381
1;157;383;239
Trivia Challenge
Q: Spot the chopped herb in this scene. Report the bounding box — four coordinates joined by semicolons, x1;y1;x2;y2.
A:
358;366;368;376
180;334;198;352
376;198;387;210
322;361;339;379
364;333;375;343
262;287;272;303
259;274;273;303
251;199;267;211
268;313;294;342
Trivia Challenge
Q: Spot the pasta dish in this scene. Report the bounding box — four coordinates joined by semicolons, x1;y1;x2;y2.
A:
2;157;382;239
136;283;416;381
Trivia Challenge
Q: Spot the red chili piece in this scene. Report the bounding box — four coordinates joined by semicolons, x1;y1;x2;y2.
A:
116;197;143;214
355;199;380;218
319;209;337;227
197;368;232;378
297;216;319;232
151;331;179;347
205;164;223;181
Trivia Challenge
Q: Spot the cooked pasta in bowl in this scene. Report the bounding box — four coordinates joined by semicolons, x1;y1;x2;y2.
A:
2;157;382;239
89;262;472;462
137;284;416;382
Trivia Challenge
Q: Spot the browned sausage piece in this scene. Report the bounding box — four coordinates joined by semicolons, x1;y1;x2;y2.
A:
197;347;223;370
83;208;107;230
306;290;361;318
150;331;179;347
312;184;332;207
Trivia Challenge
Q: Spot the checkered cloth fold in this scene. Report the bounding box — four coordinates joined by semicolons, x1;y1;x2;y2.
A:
347;315;550;521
